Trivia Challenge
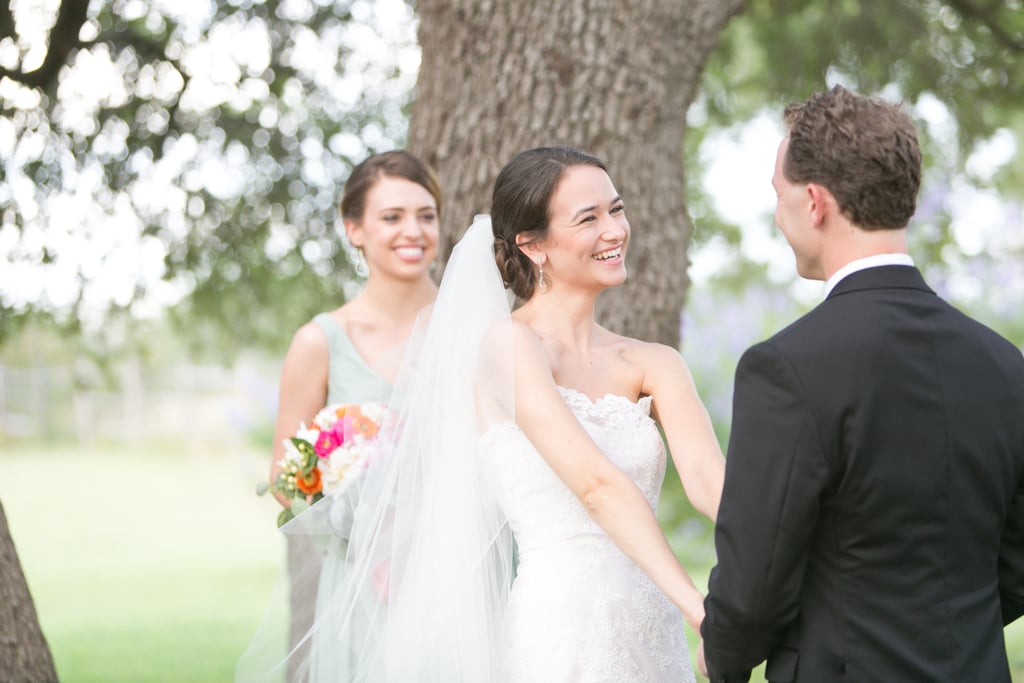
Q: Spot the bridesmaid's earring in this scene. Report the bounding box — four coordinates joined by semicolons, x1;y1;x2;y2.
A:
339;216;368;278
351;246;369;278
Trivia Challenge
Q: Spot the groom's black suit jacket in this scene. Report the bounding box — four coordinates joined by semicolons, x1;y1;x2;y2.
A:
701;266;1024;682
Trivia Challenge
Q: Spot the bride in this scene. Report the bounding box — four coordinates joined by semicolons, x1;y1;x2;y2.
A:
240;146;725;682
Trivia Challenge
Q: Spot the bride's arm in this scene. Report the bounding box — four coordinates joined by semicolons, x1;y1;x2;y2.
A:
640;342;725;521
508;322;706;630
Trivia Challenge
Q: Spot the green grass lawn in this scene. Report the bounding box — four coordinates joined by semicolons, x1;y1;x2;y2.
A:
0;442;284;683
1;442;1021;682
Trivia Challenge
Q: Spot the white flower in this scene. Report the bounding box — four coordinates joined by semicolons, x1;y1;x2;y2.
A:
319;444;364;497
281;438;306;466
313;405;342;430
360;402;391;425
294;422;320;444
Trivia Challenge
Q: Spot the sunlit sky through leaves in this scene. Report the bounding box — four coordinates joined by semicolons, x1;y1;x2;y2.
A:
1;0;419;329
1;0;1021;331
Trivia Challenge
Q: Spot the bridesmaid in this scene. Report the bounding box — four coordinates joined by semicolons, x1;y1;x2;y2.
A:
270;150;442;681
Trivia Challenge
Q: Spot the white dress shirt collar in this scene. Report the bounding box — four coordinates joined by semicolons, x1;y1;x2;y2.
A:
824;253;915;299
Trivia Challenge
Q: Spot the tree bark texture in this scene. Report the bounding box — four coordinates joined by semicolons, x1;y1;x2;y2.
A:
0;501;58;683
408;0;746;347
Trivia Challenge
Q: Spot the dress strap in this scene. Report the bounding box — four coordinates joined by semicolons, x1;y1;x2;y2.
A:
311;313;390;395
312;313;354;362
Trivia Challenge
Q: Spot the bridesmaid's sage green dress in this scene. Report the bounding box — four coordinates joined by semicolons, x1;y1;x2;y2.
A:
291;313;392;683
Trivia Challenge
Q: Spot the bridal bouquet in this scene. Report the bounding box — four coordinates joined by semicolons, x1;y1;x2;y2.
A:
259;401;392;528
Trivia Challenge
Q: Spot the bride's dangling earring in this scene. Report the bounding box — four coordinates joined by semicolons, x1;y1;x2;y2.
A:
536;260;547;292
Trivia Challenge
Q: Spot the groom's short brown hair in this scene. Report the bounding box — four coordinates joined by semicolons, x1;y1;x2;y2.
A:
783;85;922;231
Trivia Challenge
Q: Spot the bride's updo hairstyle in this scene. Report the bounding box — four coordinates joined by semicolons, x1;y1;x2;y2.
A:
491;146;607;300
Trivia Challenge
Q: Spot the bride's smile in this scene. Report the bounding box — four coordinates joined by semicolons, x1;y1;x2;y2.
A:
592;245;623;263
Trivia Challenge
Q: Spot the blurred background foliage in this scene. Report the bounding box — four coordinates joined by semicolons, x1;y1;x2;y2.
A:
1;0;1021;358
2;0;1023;545
1;0;1022;529
1;2;1023;678
1;0;418;354
686;0;1024;300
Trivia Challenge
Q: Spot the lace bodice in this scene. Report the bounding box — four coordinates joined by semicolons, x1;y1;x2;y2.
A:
481;387;666;551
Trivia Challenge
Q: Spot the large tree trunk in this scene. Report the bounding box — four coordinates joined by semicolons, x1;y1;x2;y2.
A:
408;0;746;347
0;501;58;683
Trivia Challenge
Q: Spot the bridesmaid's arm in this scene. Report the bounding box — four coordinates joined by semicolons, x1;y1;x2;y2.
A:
640;343;725;521
270;322;330;508
507;321;706;630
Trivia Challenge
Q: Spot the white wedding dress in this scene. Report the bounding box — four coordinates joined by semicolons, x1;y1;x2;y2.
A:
237;216;697;683
481;386;696;683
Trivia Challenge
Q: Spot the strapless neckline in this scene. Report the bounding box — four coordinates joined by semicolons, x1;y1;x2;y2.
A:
554;384;653;413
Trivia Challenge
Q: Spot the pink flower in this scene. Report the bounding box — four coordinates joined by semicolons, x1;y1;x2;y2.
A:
341;415;356;439
314;428;343;458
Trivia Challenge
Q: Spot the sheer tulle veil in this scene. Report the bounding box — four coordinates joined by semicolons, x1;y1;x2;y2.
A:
237;215;516;682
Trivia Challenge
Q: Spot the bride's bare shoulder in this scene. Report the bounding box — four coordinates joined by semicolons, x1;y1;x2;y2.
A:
617;336;690;384
477;318;555;406
483;317;544;348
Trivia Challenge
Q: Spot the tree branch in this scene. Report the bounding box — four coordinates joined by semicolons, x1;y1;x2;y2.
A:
0;0;89;89
1;0;15;41
943;0;1024;51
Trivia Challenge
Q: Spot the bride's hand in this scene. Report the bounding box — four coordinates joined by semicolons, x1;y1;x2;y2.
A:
678;589;705;634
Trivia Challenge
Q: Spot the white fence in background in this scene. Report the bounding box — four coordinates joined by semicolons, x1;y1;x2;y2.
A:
0;358;280;447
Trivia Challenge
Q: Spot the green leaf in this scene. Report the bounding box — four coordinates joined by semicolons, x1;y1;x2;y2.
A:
276;507;294;528
256;481;269;496
292;438;315;458
290;499;310;516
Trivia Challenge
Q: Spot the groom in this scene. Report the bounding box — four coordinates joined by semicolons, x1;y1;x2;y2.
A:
700;85;1024;682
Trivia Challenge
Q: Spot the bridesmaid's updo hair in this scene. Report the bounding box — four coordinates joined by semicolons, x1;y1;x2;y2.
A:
491;146;607;300
341;150;443;221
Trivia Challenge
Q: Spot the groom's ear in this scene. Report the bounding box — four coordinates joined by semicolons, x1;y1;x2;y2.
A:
806;183;835;227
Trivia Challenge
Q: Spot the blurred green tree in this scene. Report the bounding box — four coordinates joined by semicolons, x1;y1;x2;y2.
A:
687;0;1024;303
1;0;418;353
2;0;1021;351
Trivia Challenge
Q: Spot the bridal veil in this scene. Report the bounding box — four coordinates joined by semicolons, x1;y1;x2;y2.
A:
237;215;516;682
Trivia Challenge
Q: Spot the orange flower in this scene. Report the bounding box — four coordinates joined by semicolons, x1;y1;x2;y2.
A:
333;405;348;419
354;411;382;438
295;467;323;495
